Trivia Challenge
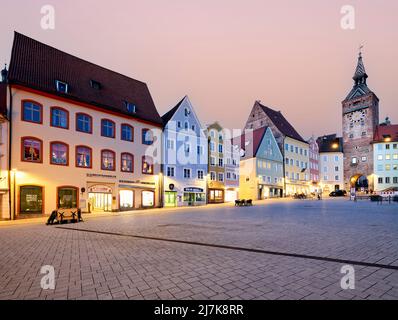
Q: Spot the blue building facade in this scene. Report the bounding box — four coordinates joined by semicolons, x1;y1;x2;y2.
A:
161;96;208;207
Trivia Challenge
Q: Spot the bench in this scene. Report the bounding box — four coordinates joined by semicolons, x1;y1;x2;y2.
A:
235;199;253;207
57;208;79;224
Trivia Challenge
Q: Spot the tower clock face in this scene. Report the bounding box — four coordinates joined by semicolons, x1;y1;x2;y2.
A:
348;110;366;124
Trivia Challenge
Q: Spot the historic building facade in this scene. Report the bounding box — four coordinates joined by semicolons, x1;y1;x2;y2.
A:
307;136;320;193
245;101;310;195
206;122;226;203
235;127;283;200
317;134;344;194
0;32;164;219
342;52;379;192
373;122;398;192
161;96;208;207
224;134;240;202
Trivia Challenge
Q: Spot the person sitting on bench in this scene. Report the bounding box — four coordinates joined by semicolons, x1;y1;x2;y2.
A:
46;210;58;225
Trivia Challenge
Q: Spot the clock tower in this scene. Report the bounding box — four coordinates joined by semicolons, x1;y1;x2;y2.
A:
342;51;379;192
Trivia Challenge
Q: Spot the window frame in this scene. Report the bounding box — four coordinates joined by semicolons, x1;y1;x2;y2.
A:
21;100;43;124
76;112;93;134
101;119;116;139
142;128;154;145
101;149;116;171
75;145;93;169
49;141;69;166
142;156;154;175
50;106;70;130
121;124;134;142
21;136;43;163
120;152;134;173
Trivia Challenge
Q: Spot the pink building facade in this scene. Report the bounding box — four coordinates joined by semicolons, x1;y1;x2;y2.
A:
308;136;320;192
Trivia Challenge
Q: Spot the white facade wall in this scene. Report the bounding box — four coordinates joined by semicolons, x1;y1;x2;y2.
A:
373;142;398;192
319;152;344;194
8;87;162;217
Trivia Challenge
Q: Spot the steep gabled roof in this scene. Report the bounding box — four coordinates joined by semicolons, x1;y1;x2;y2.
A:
316;134;344;153
232;127;267;159
374;124;398;143
257;102;305;142
161;96;186;125
7;32;163;125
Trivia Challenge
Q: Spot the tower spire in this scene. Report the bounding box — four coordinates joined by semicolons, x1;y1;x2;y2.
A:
353;46;368;86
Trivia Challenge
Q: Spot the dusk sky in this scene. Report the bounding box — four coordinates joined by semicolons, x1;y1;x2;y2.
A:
1;0;397;138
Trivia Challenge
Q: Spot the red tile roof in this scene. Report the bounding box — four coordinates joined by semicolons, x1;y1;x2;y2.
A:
257;101;305;142
374;124;398;143
7;32;162;125
232;127;267;159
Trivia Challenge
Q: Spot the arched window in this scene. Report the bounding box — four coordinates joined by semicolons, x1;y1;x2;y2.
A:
142;156;153;174
142;128;154;145
101;150;116;171
121;153;134;173
20;186;43;214
21;137;43;163
76;113;92;133
57;186;78;209
76;146;92;168
101;119;115;138
50;142;69;166
121;124;134;142
22;100;42;124
50;107;69;129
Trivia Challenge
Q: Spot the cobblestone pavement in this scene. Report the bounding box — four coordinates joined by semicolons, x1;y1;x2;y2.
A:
0;198;397;300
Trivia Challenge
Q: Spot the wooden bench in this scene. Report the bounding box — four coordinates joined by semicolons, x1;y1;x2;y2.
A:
57;208;79;224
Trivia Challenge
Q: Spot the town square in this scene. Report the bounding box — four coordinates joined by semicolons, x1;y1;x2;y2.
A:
1;198;398;300
0;0;397;306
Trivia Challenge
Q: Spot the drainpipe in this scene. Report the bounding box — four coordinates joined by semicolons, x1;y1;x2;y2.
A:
7;84;13;220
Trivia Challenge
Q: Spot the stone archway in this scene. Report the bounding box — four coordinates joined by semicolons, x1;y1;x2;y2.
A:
350;174;369;192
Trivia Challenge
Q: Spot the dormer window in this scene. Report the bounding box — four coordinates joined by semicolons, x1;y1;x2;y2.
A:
125;101;136;113
90;80;101;90
56;80;68;93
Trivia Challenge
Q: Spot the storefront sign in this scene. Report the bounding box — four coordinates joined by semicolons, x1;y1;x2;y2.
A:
88;185;112;193
169;184;175;191
87;173;116;179
184;187;204;193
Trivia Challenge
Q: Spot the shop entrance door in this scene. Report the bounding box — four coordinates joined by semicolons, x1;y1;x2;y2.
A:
165;192;177;207
88;193;112;212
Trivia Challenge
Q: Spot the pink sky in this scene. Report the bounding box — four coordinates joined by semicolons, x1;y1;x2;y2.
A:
1;0;397;138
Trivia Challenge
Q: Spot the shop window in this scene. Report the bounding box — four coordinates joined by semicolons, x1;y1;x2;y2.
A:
119;190;134;209
50;142;68;166
76;146;92;168
121;153;134;173
21;137;42;163
20;186;43;214
57;187;78;209
101;150;116;171
142;191;154;207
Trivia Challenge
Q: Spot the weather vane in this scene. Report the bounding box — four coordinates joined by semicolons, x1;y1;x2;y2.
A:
359;44;364;56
